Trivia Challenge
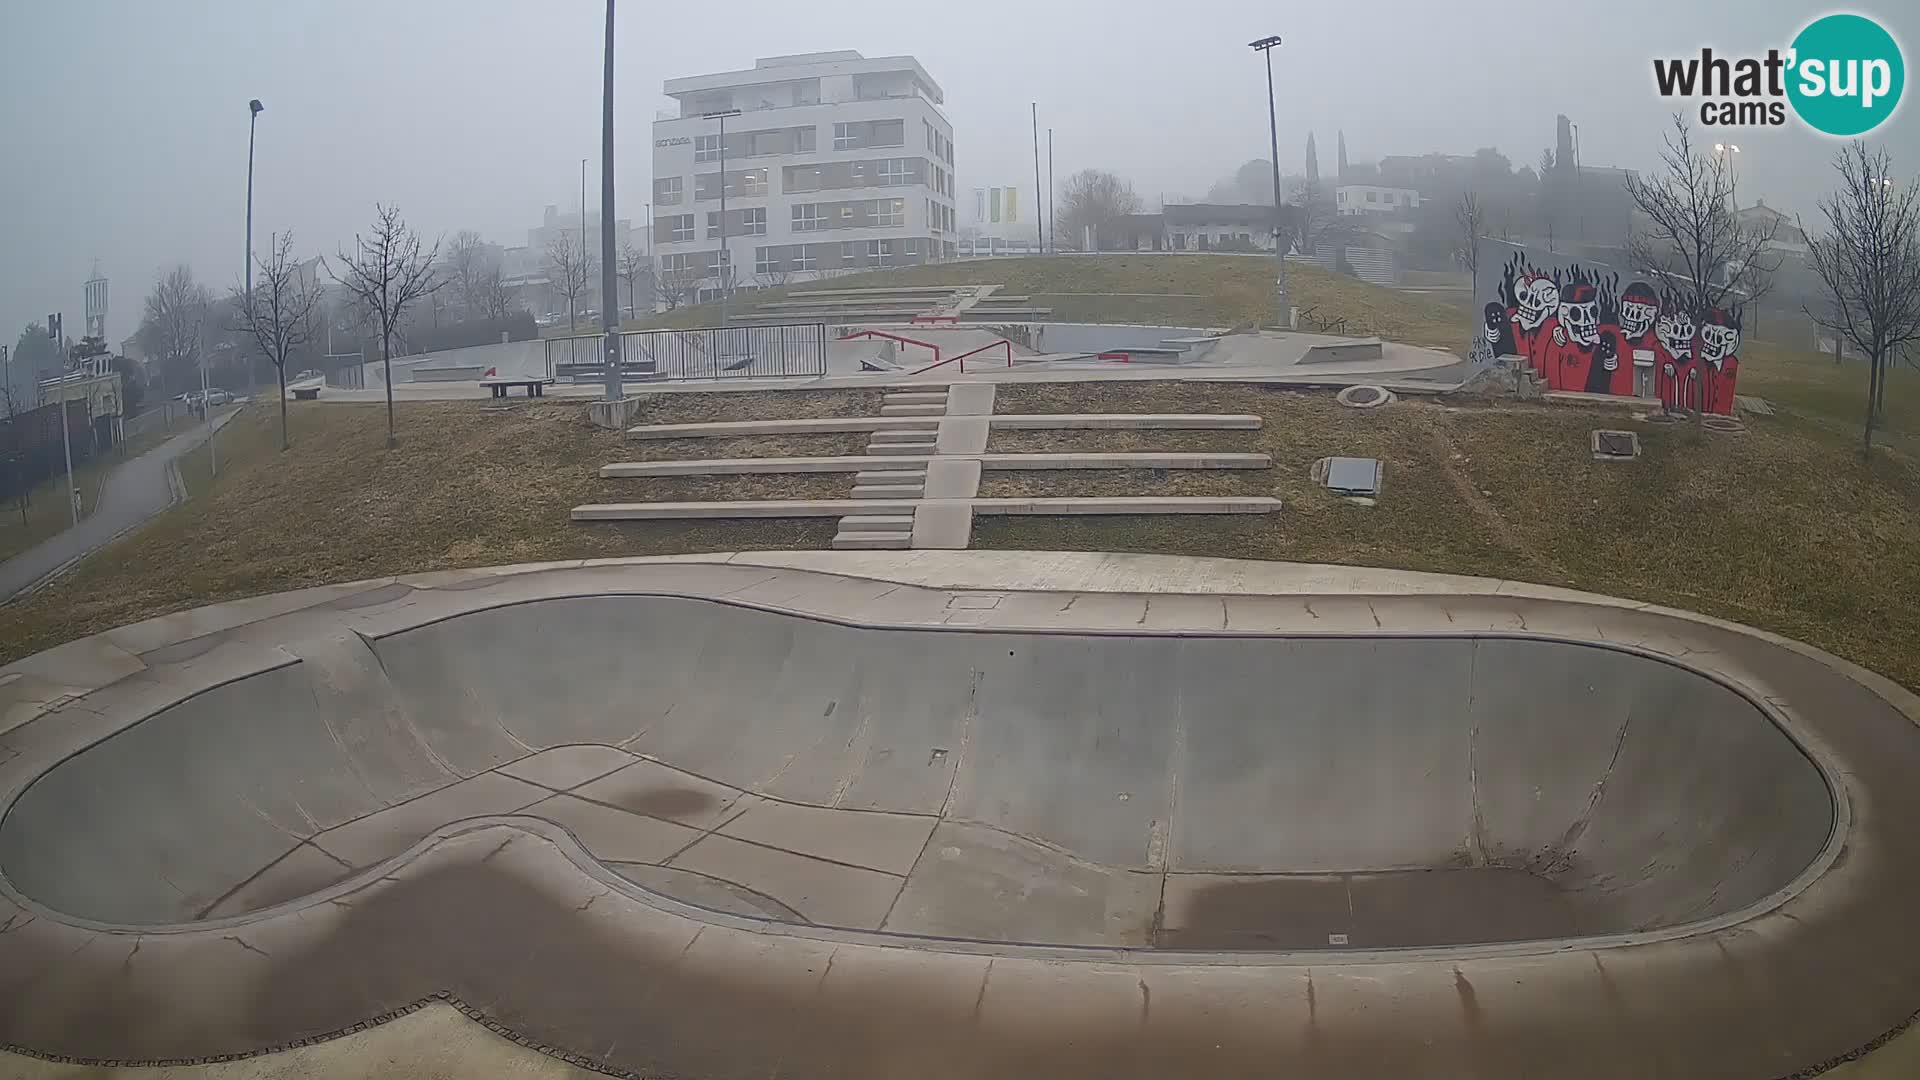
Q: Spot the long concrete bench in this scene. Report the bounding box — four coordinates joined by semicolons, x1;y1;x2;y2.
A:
971;497;1280;515
573;500;917;520
987;414;1262;430
625;415;1260;439
572;495;1280;521
625;416;938;438
598;452;1271;478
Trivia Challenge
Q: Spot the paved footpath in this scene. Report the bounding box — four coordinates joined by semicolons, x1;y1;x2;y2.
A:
0;409;235;602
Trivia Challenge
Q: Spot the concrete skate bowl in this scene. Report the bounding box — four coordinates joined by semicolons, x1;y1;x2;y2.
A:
0;595;1838;954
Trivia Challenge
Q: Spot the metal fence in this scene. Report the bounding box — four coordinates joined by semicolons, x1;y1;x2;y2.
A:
545;323;827;382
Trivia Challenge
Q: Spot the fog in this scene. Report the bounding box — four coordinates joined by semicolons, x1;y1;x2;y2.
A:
2;0;1913;344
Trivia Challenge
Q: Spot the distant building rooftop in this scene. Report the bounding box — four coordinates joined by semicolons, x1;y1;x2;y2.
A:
663;51;943;105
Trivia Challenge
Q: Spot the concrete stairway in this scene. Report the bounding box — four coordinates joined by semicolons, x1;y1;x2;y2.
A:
832;388;948;549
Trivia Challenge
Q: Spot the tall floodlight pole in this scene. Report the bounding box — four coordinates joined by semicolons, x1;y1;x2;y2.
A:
226;97;263;474
598;0;622;398
1250;36;1290;328
48;315;75;526
1047;128;1055;255
1030;103;1044;253
705;109;741;325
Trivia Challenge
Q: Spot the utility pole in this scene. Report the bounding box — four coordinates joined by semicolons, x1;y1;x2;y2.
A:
1030;103;1044;253
705;109;741;325
598;0;622;399
1047;128;1055;256
49;315;76;526
1250;35;1291;328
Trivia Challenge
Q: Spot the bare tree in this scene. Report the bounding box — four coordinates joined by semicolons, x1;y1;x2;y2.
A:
658;263;699;311
471;264;515;321
547;231;594;331
1455;192;1486;288
1804;142;1920;456
231;233;322;451
1057;169;1143;250
329;203;444;448
1626;114;1781;320
616;241;649;320
444;229;491;316
138;265;213;397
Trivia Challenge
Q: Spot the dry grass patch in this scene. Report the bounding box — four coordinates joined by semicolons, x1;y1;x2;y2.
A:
977;469;1271;499
623;433;872;461
632;388;885;425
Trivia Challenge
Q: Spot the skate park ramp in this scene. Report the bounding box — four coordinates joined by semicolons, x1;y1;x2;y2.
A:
0;594;1834;948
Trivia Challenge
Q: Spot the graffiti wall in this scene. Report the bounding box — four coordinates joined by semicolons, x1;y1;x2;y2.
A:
1470;239;1742;414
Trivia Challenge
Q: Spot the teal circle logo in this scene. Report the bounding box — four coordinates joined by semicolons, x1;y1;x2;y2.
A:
1788;14;1904;136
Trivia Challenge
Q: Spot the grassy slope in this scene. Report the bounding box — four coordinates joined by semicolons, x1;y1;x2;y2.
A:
0;396;877;664
978;382;1920;692
0;410;198;562
635;256;1465;347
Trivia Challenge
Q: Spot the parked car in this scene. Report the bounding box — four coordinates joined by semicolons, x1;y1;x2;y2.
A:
206;389;234;406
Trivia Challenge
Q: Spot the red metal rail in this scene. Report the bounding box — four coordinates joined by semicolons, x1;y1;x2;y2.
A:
837;329;940;369
910;338;1013;376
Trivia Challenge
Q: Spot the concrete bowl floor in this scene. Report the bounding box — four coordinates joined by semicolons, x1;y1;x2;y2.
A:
0;597;1832;950
0;553;1913;1080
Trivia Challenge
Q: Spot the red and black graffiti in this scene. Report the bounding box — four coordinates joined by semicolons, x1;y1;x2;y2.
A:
1493;254;1740;414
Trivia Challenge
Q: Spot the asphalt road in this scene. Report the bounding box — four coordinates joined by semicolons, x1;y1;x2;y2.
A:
0;409;235;602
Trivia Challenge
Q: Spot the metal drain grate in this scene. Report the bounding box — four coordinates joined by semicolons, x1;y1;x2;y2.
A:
1325;456;1382;496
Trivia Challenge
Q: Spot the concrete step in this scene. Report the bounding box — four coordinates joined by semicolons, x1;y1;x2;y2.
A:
837;515;916;530
879;404;948;417
831;531;913;550
854;469;927;484
883;392;949;405
852;484;925;499
867;442;938;456
870;428;939;444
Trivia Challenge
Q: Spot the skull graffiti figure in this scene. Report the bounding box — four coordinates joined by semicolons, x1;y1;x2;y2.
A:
1657;309;1696;360
1698;309;1740;367
1619;283;1659;340
1516;275;1559;330
1557;284;1601;346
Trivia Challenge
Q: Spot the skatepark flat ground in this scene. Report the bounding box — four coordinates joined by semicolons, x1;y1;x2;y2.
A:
2;552;1918;1078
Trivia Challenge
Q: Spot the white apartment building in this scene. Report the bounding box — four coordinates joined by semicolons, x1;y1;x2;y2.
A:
651;51;957;299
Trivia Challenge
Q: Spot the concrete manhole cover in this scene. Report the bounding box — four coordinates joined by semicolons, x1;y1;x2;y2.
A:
1591;430;1641;461
1336;384;1395;409
1702;414;1746;434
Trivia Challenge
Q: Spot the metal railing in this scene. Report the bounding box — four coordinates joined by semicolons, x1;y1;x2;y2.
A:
545;322;828;382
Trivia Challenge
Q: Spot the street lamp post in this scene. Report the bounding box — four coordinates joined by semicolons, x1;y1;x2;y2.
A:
1250;35;1290;329
224;97;264;476
598;0;622;398
1715;142;1743;212
704;109;741;326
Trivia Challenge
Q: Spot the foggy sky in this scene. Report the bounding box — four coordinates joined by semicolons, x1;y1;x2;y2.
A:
3;0;1914;346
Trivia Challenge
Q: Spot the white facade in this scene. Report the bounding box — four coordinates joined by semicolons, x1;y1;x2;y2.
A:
1334;185;1421;215
651;51;956;300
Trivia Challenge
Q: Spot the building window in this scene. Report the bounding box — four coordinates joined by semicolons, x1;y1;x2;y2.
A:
694;134;720;163
742;207;766;235
1366;190;1377;203
880;158;909;185
654;176;683;205
667;214;694;242
792;204;821;232
926;120;935;152
706;211;721;239
869;239;893;266
876;199;904;227
794;244;816;272
796;126;816;152
833;122;860;151
785;165;822;192
742;170;768;196
870;119;904;147
755;246;776;275
660;253;690;273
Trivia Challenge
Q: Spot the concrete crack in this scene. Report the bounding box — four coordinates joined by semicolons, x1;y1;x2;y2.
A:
222;935;271;959
120;937;143;971
0;913;35;935
480;835;517;863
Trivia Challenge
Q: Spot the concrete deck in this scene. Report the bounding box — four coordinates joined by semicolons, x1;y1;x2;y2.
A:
1;552;1916;1079
625;414;1261;439
570;496;1280;521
